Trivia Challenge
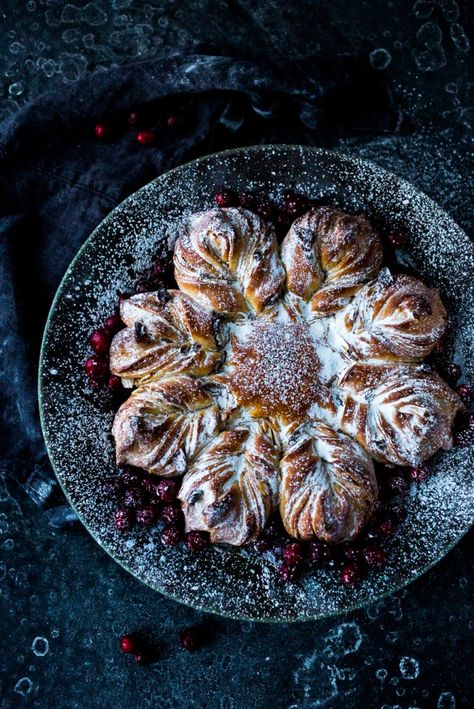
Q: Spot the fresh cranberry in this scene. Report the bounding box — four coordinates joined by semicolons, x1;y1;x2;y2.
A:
185;531;209;552
104;314;123;335
102;477;122;496
340;562;363;586
94;122;110;139
384;501;408;523
161;504;183;525
387;230;407;248
308;540;332;565
277;561;303;583
156;479;178;502
120;467;142;486
119;634;138;653
142;477;158;495
128;111;139;126
167;114;186;129
340;545;361;563
134;649;152;665
445;362;461;383
114;507;134;532
361;545;386;571
214;189;237;207
108;374;122;391
124;487;145;509
161;525;183;546
137;130;155;146
180;627;201;651
457;384;472;404
282;542;303;567
385;474;408;496
84;355;108;386
136;505;157;527
90;327;111;354
408;465;430;482
376;512;397;536
256;201;275;221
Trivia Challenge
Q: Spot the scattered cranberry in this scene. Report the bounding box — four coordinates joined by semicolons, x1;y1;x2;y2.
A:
377;512;397;536
256;201;275;221
457;384;472;404
180;627;201;651
340;562;363;586
361;545;386;571
108;374;122;391
90;327;111;354
214;189;237;207
137;130;155;146
282;542;303;567
120;467;142;486
136;505;157;527
161;525;183;546
161;504;183;525
384;501;408;523
387;230;407;248
445;362;461;383
277;561;303;583
114;507;134;532
308;540;332;565
124;487;145;509
84;355;108;386
340;545;361;563
142;477;158;494
104;314;123;335
120;634;138;654
385;474;408;496
128;111;139;126
238;192;258;209
94;122;110;140
186;531;209;552
167;114;186;129
156;479;178;502
408;465;430;482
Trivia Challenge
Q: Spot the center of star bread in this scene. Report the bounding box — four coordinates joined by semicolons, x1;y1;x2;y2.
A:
227;320;334;424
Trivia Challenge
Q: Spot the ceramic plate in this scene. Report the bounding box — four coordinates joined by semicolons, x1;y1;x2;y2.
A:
39;145;474;622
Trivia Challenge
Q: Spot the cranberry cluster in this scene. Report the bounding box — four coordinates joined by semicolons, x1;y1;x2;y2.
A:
119;626;202;666
105;466;210;553
84;312;123;390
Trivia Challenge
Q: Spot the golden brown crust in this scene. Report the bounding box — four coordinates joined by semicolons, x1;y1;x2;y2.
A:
339;363;463;466
280;423;377;543
281;207;383;315
341;269;446;361
179;424;280;545
112;375;221;476
109;290;221;383
173;207;285;315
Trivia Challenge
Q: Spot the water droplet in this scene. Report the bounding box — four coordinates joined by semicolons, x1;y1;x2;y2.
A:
437;692;456;709
386;631;399;643
62;28;81;44
9;41;26;54
331;622;363;654
26;0;36;10
8;82;24;97
369;48;392;70
393;40;404;49
450;23;470;53
416;21;442;46
445;82;458;94
32;636;49;657
437;0;460;22
3;538;14;550
413;46;447;71
83;2;108;26
399;656;420;680
61;4;81;23
413;0;434;18
376;668;388;680
14;677;33;696
51;629;60;638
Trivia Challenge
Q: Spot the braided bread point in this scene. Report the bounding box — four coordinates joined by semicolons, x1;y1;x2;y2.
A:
112;375;221;477
174;207;285;316
281;206;383;315
179;424;280;545
339;363;463;466
280;423;377;543
340;268;446;361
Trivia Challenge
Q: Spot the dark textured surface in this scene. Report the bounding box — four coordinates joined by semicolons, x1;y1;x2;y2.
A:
1;1;473;707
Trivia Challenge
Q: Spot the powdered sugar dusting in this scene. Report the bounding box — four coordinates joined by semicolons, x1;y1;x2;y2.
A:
39;146;474;622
